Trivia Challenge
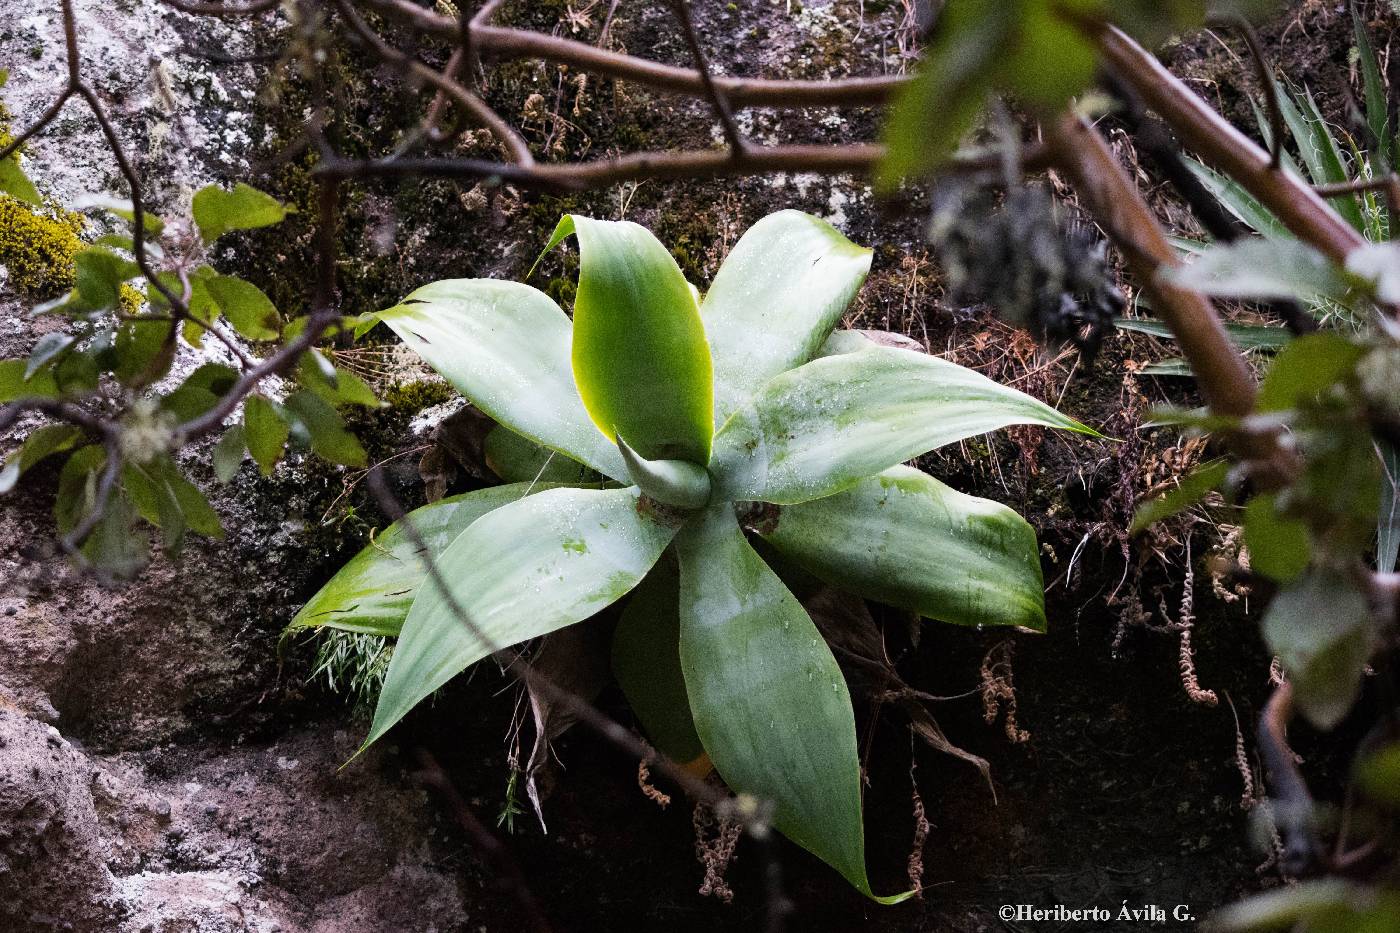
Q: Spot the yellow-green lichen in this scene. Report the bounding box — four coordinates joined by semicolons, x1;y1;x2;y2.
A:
0;195;86;297
0;98;90;298
382;379;455;412
118;283;144;315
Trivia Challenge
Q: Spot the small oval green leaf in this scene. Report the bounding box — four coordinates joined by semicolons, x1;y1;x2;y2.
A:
244;394;289;475
192;182;288;244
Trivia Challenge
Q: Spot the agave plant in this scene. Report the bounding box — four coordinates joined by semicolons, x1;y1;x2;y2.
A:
291;210;1093;900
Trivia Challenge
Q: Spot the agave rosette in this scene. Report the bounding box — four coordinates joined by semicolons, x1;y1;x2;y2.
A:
290;210;1095;900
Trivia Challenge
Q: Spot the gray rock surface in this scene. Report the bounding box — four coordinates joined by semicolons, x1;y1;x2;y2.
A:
0;3;475;930
0;711;469;932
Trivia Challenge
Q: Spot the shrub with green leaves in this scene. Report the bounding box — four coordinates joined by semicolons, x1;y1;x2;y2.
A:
291;210;1093;900
879;0;1281;184
1;172;382;578
1122;16;1400;734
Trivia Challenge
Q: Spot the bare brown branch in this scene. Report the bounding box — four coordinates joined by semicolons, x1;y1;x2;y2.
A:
316;142;887;189
1044;114;1258;419
1089;23;1365;265
330;0;533;164
365;0;905;108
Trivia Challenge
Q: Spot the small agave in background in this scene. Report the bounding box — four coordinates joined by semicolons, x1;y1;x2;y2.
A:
289;209;1095;900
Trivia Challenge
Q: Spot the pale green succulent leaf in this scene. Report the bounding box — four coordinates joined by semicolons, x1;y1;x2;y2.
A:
376;279;626;480
760;465;1045;631
361;486;680;751
676;505;911;904
701;210;872;423
617;436;711;509
816;328;926;358
711;346;1096;504
483;425;597;485
288;484;557;637
611;560;705;764
552;215;714;464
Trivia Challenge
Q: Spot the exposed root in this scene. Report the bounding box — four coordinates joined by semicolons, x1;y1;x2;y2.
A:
1208;526;1251;604
980;641;1030;744
1110;588;1152;657
1113;548;1219;707
1227;694;1257;810
692;800;742;903
1171;560;1218;706
637;756;671;810
907;753;930;897
1253;798;1292;880
1178;625;1217;706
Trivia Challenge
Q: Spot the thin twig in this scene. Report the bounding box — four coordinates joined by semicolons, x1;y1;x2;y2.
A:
1206;11;1285;170
331;0;533;164
1316;174;1400;224
0;90;73;163
365;0;905;108
0;397;114;437
315;142;883;189
665;0;748;156
413;748;555;933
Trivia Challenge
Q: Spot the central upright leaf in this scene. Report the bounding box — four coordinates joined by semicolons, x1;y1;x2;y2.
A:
549;216;714;464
